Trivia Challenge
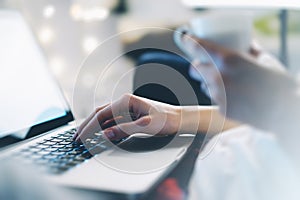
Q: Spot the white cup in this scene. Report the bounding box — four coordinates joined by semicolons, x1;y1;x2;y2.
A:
174;11;253;62
190;11;252;52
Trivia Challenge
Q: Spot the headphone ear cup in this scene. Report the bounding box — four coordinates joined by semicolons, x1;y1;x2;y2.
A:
133;51;211;106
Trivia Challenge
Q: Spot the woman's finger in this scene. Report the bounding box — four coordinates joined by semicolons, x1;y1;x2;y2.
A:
73;104;109;140
103;116;152;141
101;114;137;130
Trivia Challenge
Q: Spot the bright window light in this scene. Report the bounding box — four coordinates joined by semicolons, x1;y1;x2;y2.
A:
82;36;99;54
38;26;54;44
70;4;109;22
43;5;56;18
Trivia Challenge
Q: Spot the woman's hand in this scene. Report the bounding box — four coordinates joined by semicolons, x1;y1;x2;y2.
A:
73;94;181;142
181;34;298;132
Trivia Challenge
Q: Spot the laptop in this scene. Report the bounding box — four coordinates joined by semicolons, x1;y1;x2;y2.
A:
0;10;194;198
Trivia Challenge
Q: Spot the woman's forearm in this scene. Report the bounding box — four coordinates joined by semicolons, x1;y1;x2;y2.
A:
179;106;240;134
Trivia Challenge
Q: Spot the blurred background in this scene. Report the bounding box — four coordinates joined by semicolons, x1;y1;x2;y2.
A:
1;0;299;118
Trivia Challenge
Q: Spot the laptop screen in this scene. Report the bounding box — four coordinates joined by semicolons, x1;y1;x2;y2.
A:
0;11;73;148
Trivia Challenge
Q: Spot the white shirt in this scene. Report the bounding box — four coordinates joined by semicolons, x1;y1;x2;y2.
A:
189;126;300;200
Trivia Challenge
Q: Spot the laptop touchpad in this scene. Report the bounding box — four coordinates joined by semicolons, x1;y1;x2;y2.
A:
117;134;175;152
117;133;195;152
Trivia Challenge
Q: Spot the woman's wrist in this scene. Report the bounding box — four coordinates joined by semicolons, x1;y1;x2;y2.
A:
178;106;240;134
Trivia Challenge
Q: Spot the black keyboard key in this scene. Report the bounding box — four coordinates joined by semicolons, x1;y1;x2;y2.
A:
51;144;66;148
56;135;71;139
35;144;50;149
73;155;86;162
37;151;51;156
63;132;75;137
38;141;57;146
55;157;70;163
57;148;72;152
59;141;73;145
64;144;75;149
80;151;92;159
74;147;86;153
71;141;81;146
63;138;74;143
51;151;67;156
68;128;77;133
67;150;83;156
65;160;81;167
48;138;64;143
43;147;58;152
59;154;75;160
43;154;59;160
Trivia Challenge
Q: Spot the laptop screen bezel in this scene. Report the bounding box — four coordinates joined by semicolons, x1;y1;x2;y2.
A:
0;111;74;150
25;110;74;139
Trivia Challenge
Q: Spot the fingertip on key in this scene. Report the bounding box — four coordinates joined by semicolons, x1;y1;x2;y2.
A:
72;133;78;140
103;130;115;139
74;134;80;142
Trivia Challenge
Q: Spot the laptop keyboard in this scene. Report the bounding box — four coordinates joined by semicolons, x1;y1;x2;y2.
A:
17;128;111;174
